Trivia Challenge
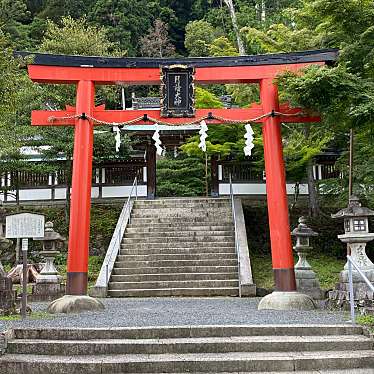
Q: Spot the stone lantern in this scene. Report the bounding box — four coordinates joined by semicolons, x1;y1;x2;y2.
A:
291;217;324;300
330;195;374;304
32;222;65;301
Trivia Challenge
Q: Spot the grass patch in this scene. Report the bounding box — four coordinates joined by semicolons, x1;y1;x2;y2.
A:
356;315;374;332
251;253;345;290
0;311;53;321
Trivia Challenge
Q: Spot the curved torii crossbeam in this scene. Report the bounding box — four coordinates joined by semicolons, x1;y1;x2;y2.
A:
25;49;338;296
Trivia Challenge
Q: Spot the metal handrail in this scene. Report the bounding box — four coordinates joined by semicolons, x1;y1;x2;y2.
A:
229;173;242;297
104;176;138;286
347;255;374;324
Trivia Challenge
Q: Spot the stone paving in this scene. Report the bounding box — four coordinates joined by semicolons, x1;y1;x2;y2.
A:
0;297;349;331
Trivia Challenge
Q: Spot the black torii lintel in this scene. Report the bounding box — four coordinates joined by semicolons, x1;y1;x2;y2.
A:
16;48;338;68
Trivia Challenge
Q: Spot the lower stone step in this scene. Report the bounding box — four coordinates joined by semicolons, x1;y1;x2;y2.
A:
108;279;239;290
11;325;365;340
1;350;374;373
7;335;372;355
110;272;239;282
107;287;239;297
112;265;238;275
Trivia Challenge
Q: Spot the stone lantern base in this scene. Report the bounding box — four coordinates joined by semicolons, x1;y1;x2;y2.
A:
295;268;325;300
328;269;374;309
31;283;65;302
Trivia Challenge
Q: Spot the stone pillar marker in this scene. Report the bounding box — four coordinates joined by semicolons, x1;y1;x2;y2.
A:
33;222;65;301
329;195;374;306
0;260;15;315
292;217;324;300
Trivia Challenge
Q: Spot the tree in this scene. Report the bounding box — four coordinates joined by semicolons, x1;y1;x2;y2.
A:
223;0;246;55
89;0;175;55
140;19;175;58
34;17;129;219
184;20;217;57
242;0;374;209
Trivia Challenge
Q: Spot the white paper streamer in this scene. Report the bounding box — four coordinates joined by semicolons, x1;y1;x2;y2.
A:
152;123;164;156
113;125;121;153
198;120;208;152
243;123;254;156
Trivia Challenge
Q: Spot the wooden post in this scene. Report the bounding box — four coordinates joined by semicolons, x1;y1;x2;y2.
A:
146;142;156;200
211;155;219;197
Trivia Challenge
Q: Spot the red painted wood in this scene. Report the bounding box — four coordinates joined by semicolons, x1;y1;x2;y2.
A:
28;62;324;85
260;78;296;291
66;80;95;295
31;105;320;126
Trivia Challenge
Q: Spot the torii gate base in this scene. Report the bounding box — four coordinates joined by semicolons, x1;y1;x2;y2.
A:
26;50;337;312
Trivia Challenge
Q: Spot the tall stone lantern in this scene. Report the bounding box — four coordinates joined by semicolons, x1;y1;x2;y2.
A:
32;222;65;301
291;217;324;300
330;195;374;303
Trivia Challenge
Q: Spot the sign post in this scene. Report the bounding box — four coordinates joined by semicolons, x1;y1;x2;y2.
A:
6;213;45;319
21;238;28;319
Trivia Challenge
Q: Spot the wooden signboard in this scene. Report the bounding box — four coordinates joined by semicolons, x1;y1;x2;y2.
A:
5;213;45;239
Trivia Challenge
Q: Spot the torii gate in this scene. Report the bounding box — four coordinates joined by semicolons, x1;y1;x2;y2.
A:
26;49;338;301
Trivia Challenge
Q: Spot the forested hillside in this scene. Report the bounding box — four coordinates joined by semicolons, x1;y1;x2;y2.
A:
0;0;373;212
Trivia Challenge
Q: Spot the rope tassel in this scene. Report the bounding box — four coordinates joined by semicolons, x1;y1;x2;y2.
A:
198;120;208;152
244;123;254;156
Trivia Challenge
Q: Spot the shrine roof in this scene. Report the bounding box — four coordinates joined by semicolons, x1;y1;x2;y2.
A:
17;49;338;68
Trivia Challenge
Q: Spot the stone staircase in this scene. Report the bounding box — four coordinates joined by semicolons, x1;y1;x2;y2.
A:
1;325;373;373
108;198;240;297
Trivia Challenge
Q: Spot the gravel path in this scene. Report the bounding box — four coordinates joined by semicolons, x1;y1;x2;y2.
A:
0;297;349;332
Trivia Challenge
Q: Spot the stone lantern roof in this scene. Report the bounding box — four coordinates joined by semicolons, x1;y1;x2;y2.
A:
291;217;318;237
331;195;374;219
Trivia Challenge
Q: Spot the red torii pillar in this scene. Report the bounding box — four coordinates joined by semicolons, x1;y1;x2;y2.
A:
67;80;95;294
260;79;296;291
26;51;331;303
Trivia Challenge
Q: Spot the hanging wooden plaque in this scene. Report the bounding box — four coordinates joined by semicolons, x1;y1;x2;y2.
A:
160;65;195;118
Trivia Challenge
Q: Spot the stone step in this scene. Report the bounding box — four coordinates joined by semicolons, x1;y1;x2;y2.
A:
126;225;233;232
116;253;237;262
11;325;365;340
120;247;236;255
120;242;235;249
134;198;230;205
114;259;238;268
110;272;239;282
131;213;231;219
112;265;238;275
129;218;233;225
122;236;235;244
133;203;231;210
1;350;374;373
124;230;234;238
108;279;239;290
7;335;372;356
107;287;239;297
